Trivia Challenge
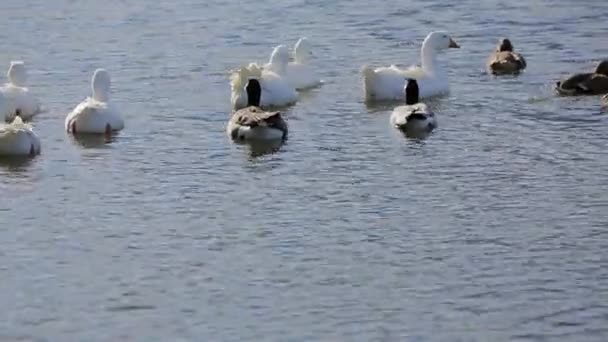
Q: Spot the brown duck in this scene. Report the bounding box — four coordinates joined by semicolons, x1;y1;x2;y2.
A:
556;60;608;95
226;79;288;141
487;38;527;75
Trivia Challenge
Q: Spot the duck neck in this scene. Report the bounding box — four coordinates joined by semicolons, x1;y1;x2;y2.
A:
294;52;307;64
269;54;286;75
294;47;308;64
420;44;441;78
8;65;27;87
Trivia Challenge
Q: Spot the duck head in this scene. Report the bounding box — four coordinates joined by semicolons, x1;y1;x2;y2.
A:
595;60;608;76
268;45;290;74
497;38;514;52
423;31;460;51
8;61;27;87
246;78;262;107
294;38;313;63
405;79;420;105
92;68;111;102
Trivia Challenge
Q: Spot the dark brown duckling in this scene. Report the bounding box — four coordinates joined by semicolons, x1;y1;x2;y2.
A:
556;60;608;95
487;38;527;75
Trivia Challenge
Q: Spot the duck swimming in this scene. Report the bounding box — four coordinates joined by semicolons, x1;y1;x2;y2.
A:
231;45;298;110
285;37;322;90
390;79;437;138
362;31;460;102
227;78;288;142
555;60;608;95
65;69;124;135
487;38;527;75
0;115;41;157
0;61;42;122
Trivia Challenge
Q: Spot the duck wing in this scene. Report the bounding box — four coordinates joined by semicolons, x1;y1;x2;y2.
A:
582;74;608;94
489;52;526;73
233;106;282;127
557;73;593;92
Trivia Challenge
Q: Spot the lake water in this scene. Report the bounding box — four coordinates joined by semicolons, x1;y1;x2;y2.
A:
1;0;607;340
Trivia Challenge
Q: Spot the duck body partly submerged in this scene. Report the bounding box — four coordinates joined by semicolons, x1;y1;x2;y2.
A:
285;38;322;90
65;69;124;134
487;38;526;75
390;79;437;138
231;45;297;110
556;60;608;95
362;31;460;102
227;78;288;142
0;116;41;156
0;61;42;121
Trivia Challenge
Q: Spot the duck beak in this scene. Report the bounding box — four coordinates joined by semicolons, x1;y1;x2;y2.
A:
449;38;460;48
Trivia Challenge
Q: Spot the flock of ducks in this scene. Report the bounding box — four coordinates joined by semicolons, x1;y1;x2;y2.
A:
1;31;608;157
0;66;123;157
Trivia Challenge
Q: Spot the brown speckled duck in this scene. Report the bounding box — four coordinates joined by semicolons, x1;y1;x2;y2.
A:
226;79;288;142
555;60;608;95
487;38;526;75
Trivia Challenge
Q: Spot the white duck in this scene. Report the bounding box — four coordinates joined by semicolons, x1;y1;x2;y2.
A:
227;78;288;142
362;31;460;102
1;61;42;121
285;37;322;90
0;116;41;156
231;45;297;110
65;69;124;135
390;79;437;137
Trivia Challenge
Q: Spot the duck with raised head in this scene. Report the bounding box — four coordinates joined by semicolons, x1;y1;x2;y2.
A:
227;78;288;142
0;115;41;157
556;60;608;95
487;38;527;75
285;37;322;90
362;31;460;102
65;69;124;135
390;79;437;137
231;45;297;110
0;61;42;121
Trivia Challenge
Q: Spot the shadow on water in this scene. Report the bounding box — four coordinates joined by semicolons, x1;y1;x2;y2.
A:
365;94;450;114
68;133;120;149
232;139;285;158
399;129;434;142
0;155;36;172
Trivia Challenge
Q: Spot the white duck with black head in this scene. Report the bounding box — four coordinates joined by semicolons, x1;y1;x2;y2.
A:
231;45;298;110
227;78;288;142
285;37;322;90
1;61;43;122
390;79;437;137
65;69;124;135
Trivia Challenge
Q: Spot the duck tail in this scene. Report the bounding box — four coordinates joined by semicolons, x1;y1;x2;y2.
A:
10;116;24;125
361;65;376;101
230;67;246;93
246;63;263;79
